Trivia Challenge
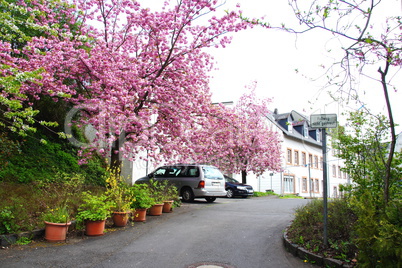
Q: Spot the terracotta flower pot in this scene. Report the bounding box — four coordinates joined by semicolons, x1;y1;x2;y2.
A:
163;200;174;213
133;208;147;222
44;221;71;242
112;212;129;227
148;203;163;216
85;219;106;236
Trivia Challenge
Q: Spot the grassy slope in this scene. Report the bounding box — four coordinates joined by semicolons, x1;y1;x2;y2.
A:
0;130;107;234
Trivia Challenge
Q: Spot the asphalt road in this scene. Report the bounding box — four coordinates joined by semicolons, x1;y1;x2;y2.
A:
0;196;316;268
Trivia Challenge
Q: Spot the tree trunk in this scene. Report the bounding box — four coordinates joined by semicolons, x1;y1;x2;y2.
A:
378;58;395;207
241;170;247;184
110;134;122;174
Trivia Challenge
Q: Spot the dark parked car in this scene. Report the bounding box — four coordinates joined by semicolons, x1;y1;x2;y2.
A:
224;175;254;198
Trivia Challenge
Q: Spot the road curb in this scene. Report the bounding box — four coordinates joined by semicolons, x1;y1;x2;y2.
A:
283;228;353;267
1;229;44;247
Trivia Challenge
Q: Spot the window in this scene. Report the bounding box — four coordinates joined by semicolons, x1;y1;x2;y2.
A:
315;179;319;193
304;123;309;138
333;186;338;198
302;152;307;166
284;175;294;193
202;166;224;180
314;155;318;168
154;167;180;177
320;157;323;170
338;166;341;178
302;177;308;192
294;150;299;166
288;119;293;133
308;154;313;166
186;167;200;177
332;165;336;177
287;148;292;164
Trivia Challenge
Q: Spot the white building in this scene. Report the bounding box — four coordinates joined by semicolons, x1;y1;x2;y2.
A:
123;109;351;199
239;110;350;199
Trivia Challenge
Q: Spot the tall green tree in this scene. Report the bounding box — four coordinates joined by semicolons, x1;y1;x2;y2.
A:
332;111;402;266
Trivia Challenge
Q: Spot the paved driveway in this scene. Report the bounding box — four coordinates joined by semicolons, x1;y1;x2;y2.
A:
0;196;316;268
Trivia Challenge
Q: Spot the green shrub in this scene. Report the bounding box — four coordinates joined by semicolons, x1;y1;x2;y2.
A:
129;184;155;209
0;207;17;234
351;192;402;267
76;192;113;229
15;236;32;245
287;199;357;261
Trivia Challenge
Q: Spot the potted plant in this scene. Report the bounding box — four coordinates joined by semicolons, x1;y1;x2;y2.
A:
129;184;155;222
40;173;86;242
42;205;71;242
160;180;179;213
105;169;133;227
146;179;166;216
76;191;113;236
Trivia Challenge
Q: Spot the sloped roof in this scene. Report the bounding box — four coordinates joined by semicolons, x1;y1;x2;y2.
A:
269;110;322;147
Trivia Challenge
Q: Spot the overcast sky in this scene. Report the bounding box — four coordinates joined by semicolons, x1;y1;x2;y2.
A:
208;0;402;133
141;0;401;133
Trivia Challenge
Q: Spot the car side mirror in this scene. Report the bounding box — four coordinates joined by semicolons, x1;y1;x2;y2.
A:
147;173;153;178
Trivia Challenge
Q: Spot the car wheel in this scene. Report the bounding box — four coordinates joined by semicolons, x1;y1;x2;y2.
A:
242;195;248;198
181;187;194;202
226;188;234;198
205;197;216;203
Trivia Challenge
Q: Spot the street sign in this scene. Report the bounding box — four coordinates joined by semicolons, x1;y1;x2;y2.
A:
309;113;338;247
310;114;337;129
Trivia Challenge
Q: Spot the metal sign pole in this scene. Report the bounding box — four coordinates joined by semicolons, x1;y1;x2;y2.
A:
311;113;337;248
322;128;328;247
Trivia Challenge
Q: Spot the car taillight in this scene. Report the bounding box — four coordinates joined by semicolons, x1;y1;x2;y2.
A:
197;180;205;188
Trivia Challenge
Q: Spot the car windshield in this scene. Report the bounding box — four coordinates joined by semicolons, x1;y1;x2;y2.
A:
202;166;224;180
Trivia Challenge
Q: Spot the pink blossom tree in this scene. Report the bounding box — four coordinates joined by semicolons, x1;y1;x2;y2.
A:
181;86;282;184
229;88;282;183
15;0;249;171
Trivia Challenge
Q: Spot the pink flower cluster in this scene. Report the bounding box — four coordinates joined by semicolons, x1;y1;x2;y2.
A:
3;0;282;175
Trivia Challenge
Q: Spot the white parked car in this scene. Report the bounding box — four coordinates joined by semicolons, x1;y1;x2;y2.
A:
136;164;227;203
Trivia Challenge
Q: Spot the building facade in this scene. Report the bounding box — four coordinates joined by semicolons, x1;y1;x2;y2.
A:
124;109;351;199
239;110;350;198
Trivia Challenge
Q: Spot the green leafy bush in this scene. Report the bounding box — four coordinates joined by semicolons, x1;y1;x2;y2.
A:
76;192;113;228
0;207;16;234
287;199;357;261
42;205;70;223
146;179;176;204
105;168;133;212
351;193;402;267
129;184;155;209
